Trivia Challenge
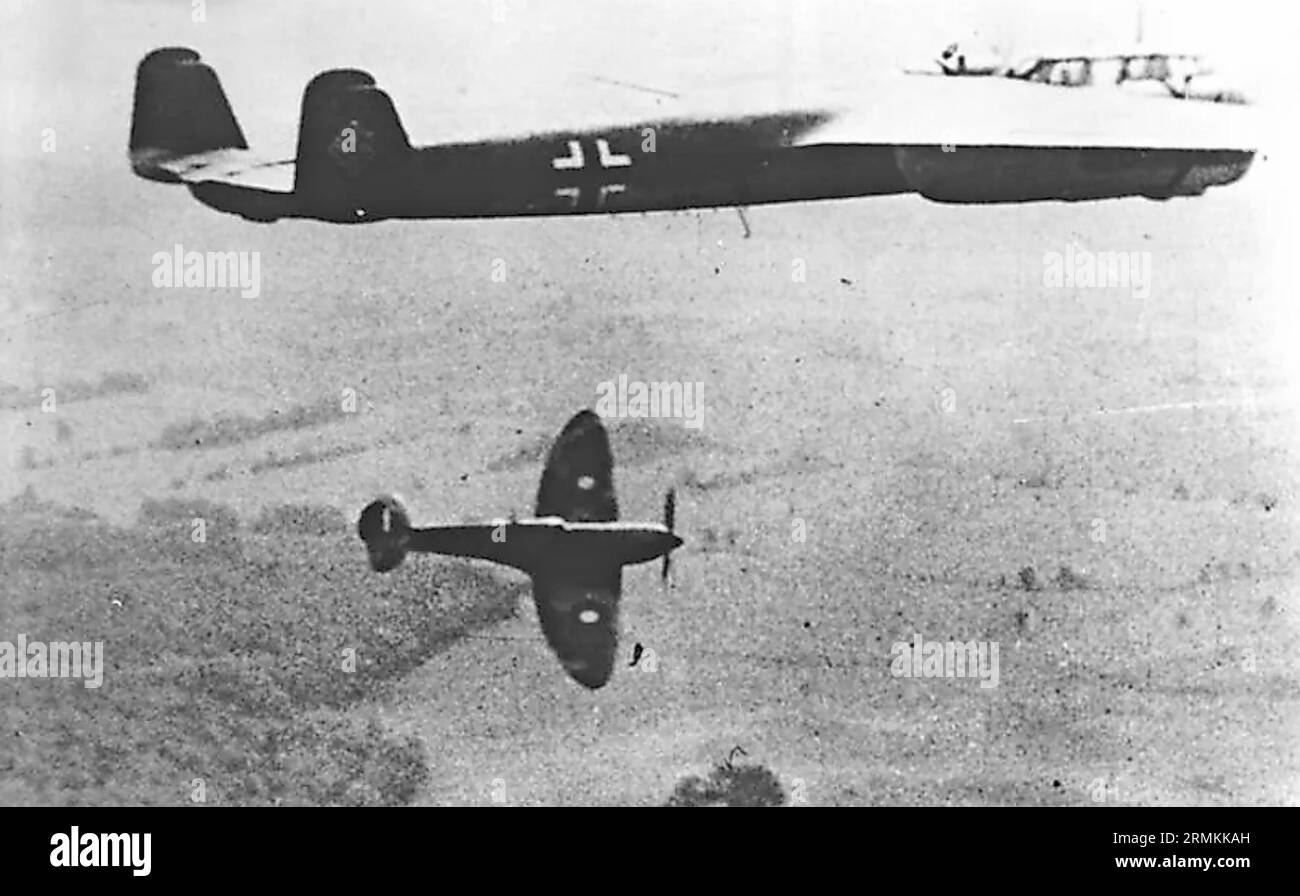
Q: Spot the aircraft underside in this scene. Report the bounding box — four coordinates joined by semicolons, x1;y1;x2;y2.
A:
131;48;1257;225
186;138;1255;224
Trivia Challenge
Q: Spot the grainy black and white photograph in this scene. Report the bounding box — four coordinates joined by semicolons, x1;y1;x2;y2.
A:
2;0;1296;824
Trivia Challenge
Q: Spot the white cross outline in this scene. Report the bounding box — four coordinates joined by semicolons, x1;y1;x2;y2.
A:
597;184;625;206
595;138;632;168
552;184;625;209
550;136;633;207
551;140;585;170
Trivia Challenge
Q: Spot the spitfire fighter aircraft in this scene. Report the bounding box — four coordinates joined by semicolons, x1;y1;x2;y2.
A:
357;410;681;690
129;47;1258;224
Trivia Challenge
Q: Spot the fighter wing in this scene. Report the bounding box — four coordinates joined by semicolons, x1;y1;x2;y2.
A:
535;410;618;523
528;411;626;687
532;567;623;689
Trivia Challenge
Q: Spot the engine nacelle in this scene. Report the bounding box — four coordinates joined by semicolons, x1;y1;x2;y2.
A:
893;145;1255;203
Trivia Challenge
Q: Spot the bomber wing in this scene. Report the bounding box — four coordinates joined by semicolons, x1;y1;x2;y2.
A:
795;74;1259;150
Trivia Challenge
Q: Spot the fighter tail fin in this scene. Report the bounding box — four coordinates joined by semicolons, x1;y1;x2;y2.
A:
357;494;412;573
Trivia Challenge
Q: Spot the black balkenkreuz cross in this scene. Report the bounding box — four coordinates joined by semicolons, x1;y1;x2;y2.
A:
550;138;633;211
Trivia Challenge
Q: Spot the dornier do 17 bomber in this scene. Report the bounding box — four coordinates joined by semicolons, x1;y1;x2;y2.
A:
129;47;1258;224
